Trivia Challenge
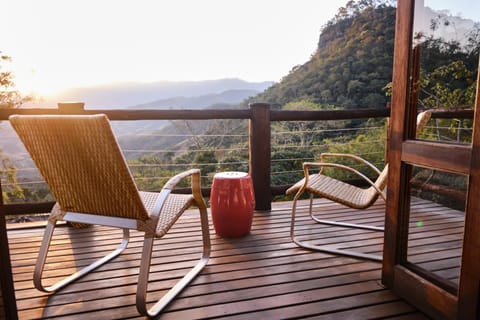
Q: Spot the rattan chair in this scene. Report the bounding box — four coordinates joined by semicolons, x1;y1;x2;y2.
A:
286;110;432;261
9;114;211;317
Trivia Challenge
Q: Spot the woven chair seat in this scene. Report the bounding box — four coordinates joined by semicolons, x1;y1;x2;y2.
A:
287;174;379;209
140;192;194;237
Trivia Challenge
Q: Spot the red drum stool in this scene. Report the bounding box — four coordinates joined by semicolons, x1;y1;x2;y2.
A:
210;172;255;237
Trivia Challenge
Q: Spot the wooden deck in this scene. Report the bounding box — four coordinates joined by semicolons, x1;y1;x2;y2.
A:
7;197;464;319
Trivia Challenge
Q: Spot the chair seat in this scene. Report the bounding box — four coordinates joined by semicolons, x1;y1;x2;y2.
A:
286;174;378;209
140;192;194;237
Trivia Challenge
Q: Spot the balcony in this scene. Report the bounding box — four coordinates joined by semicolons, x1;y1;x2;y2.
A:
0;104;470;319
8;195;464;319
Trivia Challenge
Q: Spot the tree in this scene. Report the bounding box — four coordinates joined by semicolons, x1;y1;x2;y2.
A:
0;52;30;108
1;51;31;203
255;2;397;109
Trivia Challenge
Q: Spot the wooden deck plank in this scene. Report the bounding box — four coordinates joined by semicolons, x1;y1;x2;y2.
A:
6;198;462;319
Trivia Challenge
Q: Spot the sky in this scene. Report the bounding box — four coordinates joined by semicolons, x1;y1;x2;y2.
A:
1;0;346;96
2;1;479;98
425;0;480;21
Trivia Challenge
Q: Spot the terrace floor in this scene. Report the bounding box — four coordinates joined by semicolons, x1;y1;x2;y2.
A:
8;197;464;319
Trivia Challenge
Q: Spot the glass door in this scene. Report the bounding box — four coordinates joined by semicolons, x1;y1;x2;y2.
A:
382;0;480;319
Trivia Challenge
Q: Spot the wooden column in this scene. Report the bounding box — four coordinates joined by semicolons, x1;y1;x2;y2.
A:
0;184;18;320
249;103;271;211
458;55;480;319
382;0;414;286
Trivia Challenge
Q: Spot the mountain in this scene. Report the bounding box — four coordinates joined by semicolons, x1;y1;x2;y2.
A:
28;78;273;109
252;3;478;110
129;89;260;109
253;3;397;109
3;84;270;161
111;88;263;155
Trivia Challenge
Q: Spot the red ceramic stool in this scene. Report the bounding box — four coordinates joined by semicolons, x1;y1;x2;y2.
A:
210;171;255;237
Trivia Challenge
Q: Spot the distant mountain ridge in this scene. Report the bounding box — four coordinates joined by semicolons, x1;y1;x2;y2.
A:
4;79;272;161
129;89;260;109
28;78;273;109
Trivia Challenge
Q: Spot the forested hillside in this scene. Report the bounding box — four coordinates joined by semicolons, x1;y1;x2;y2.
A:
190;0;478;190
165;1;400;190
255;2;396;109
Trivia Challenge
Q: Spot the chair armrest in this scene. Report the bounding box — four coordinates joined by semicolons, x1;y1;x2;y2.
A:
303;162;386;200
163;169;200;190
162;169;206;208
320;153;382;175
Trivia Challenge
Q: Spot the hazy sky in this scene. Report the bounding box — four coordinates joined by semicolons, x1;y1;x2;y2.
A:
2;1;479;97
425;0;480;21
2;0;347;96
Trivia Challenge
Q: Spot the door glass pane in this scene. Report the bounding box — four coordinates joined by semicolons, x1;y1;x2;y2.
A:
413;0;479;142
407;164;467;294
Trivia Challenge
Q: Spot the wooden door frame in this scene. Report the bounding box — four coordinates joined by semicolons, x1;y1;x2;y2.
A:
0;184;18;320
382;0;480;319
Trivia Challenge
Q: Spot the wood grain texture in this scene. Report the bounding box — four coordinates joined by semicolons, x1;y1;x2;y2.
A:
6;198;464;319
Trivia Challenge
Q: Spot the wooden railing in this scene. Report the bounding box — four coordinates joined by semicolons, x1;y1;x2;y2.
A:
0;102;473;320
0;104;471;215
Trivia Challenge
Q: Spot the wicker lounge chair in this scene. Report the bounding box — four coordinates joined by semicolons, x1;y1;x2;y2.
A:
286;110;432;261
9;114;211;317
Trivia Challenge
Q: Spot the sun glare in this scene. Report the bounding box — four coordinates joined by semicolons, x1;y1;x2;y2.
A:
3;0;350;99
14;67;74;98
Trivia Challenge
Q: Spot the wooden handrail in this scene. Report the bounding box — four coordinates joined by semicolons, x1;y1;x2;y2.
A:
270;108;389;121
0;108;251;120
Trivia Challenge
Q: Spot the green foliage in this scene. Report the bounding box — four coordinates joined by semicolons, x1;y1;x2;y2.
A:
271;149;315;185
193;150;218;177
410;16;480;111
1;158;25;203
321;126;386;181
217;156;249;173
1;51;31;203
0;52;30;109
272;100;347;148
419;55;477;110
128;157;171;192
254;2;396;109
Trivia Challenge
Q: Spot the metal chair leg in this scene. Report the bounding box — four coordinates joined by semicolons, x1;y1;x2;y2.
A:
291;195;382;262
308;194;384;231
136;206;211;318
34;222;130;292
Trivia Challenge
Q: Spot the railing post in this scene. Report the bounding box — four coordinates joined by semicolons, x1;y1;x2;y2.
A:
57;101;85;113
249;103;271;211
0;183;18;320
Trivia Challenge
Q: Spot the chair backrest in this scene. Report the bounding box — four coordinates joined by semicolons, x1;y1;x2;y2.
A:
9;114;149;220
416;110;432;135
374;163;389;192
373;110;431;194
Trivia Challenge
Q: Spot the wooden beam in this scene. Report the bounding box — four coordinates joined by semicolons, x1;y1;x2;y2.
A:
270;108;389;121
393;266;457;319
0;108;251;121
383;0;415;285
249;103;272;210
0;185;18;320
401;140;471;175
458;55;480;319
